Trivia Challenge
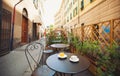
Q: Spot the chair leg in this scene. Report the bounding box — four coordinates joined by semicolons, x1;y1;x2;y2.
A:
54;71;58;76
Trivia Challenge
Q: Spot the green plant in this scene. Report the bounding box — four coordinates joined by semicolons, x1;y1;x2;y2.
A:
68;33;82;53
81;40;100;56
60;33;67;44
46;30;68;45
97;43;120;76
69;33;101;56
46;31;55;45
81;40;90;54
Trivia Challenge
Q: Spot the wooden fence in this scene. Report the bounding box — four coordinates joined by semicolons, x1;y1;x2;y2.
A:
72;18;120;48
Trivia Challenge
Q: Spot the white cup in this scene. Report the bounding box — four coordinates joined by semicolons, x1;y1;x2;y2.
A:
71;55;77;60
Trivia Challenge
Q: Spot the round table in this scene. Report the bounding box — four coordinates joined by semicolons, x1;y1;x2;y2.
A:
46;53;90;76
50;43;69;49
51;40;62;43
50;43;69;52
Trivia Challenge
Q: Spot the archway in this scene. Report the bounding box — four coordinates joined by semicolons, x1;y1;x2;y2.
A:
21;8;28;43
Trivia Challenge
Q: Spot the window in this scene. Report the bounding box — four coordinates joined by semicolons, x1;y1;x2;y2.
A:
73;7;78;17
81;0;84;10
80;0;95;10
75;7;78;15
70;13;72;20
61;26;63;28
33;0;38;9
73;10;75;17
90;0;93;3
67;17;69;22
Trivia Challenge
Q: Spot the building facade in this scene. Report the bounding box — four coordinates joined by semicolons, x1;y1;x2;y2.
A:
0;0;43;56
54;11;62;28
54;0;65;29
55;0;120;32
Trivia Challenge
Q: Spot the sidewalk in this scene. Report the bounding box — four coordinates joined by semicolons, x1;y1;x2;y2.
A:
0;38;45;76
0;37;94;76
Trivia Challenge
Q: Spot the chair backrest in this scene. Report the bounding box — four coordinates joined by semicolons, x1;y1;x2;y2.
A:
39;37;47;51
25;42;44;72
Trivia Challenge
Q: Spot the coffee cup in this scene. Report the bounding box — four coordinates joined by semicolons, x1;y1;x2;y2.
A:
71;55;77;60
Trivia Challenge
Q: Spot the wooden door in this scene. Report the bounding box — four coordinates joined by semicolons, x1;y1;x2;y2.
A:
0;8;11;56
21;16;28;43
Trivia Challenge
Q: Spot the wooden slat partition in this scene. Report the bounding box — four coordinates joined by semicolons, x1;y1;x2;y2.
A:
72;18;120;48
113;18;120;45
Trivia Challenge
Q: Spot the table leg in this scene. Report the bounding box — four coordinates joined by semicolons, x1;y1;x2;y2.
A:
60;73;65;76
60;72;62;76
71;74;74;76
55;71;58;76
63;73;65;76
56;48;58;53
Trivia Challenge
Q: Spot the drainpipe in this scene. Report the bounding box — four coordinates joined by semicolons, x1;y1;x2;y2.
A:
10;0;23;50
0;0;2;46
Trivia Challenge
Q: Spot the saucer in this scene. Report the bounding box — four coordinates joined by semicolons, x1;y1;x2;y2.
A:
58;54;67;59
69;57;79;62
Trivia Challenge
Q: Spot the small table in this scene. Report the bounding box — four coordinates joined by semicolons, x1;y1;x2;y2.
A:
52;40;62;43
46;53;90;76
50;43;69;52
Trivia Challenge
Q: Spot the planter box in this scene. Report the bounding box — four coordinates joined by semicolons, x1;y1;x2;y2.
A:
84;55;97;76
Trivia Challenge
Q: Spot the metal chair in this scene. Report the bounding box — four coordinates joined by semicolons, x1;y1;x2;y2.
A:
43;49;54;64
25;42;55;76
39;37;54;64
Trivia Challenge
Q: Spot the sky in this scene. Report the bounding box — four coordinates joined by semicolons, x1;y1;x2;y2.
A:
43;0;62;27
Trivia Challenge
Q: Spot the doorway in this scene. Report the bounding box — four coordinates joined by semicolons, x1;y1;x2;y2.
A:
32;23;37;41
0;8;11;56
21;8;28;43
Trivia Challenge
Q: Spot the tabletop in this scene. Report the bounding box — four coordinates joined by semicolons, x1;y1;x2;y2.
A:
50;43;69;49
46;53;90;74
51;40;62;43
